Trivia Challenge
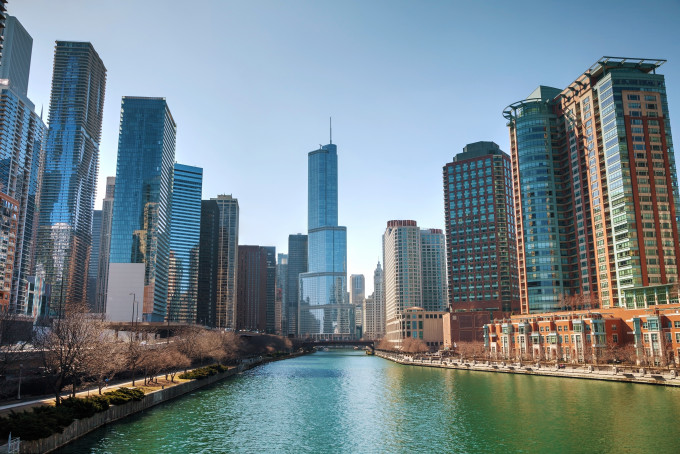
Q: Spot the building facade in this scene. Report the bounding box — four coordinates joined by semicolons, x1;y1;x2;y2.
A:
0;193;18;309
275;253;287;334
236;245;268;332
503;57;679;314
444;142;519;314
419;228;448;312
214;194;239;329
108;97;175;322
299;142;352;339
0;16;45;314
197;199;220;326
94;176;114;313
362;262;385;340
86;210;101;310
285;234;307;336
350;274;365;305
167;163;202;323
35;41;106;311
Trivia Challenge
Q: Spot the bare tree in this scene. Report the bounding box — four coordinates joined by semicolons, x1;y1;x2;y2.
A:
0;308;31;379
376;338;392;351
86;334;125;394
161;346;190;382
33;302;105;404
401;337;428;353
124;335;144;387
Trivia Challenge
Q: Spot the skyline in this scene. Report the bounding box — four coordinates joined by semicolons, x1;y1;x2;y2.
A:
12;0;680;293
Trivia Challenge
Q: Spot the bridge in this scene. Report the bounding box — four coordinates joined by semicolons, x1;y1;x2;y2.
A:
298;339;375;351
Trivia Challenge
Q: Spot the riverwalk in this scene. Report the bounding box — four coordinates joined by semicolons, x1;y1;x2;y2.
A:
376;351;680;387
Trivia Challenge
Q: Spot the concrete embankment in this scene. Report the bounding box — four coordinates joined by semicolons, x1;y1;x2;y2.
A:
375;351;680;387
10;352;306;453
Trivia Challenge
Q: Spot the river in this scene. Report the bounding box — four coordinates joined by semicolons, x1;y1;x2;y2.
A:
59;350;680;453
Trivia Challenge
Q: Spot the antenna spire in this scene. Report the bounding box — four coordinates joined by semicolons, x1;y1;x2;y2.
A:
329;117;332;144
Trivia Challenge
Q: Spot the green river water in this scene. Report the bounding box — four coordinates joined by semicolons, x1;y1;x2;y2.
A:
58;350;680;453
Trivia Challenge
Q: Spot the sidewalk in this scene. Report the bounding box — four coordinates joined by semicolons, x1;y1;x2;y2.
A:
0;370;199;417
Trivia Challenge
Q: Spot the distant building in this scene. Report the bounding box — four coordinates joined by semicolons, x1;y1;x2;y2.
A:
350;274;365;305
167;163;202;323
299;141;352;339
363;262;385;340
107;97;175;322
383;220;448;348
34;41;106;312
197;200;220;326
0;16;45;314
94;177;115;313
264;246;276;333
0;193;18;310
275;253;287;334
236;245;270;332
213;195;239;329
86;210;101;311
286;234;307;336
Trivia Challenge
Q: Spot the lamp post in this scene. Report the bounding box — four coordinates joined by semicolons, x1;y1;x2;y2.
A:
17;364;22;400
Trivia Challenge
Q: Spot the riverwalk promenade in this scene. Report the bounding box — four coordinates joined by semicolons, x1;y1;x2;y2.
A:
376;351;680;387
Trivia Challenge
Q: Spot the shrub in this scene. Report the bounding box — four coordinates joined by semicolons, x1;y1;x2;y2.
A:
178;363;228;380
103;387;144;405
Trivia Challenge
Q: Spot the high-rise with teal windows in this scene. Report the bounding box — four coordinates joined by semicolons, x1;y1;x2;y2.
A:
504;57;680;313
35;41;106;312
167;163;202;323
299;142;352;339
108;97;175;322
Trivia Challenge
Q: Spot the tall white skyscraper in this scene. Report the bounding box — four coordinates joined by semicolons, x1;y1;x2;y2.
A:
363;262;385;340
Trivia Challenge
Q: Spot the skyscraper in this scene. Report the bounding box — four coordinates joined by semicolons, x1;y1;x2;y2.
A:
0;16;31;101
236;245;275;332
263;246;276;333
214;194;239;329
0;15;45;314
443;142;519;313
167;163;202;323
503;57;679;313
86;210;102;310
94;176;114;313
35;41;106;312
285;234;307;336
197;199;220;326
108;97;175;322
275;253;288;334
350;274;365;305
299;141;351;339
383;220;448;347
362;262;385;340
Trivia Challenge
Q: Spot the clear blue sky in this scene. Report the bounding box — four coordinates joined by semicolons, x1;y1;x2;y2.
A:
13;0;680;293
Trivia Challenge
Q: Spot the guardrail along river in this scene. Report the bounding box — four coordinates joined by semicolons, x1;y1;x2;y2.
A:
59;350;680;453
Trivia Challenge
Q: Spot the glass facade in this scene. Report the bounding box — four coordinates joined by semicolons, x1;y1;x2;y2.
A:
197;199;219;326
86;210;101;310
299;143;352;339
109;97;175;322
94;176;114;313
0;16;32;103
35;41;106;311
167;163;202;323
420;229;448;312
504;57;679;313
214;195;239;329
285;234;307;336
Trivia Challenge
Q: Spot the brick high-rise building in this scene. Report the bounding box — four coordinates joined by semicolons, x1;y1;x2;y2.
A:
443;142;519;314
504;57;679;313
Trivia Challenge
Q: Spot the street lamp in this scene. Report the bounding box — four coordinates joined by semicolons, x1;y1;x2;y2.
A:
17;364;22;400
129;293;137;338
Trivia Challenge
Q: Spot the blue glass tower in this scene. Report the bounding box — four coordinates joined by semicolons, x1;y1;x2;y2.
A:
109;97;175;322
299;142;352;339
167;163;202;323
35;41;106;311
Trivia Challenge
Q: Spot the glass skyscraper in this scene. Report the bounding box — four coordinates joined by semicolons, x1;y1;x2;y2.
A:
299;143;352;339
0;15;45;314
34;41;106;311
167;163;202;323
94;176;114;313
213;194;239;329
197;199;219;326
108;97;175;322
285;233;307;336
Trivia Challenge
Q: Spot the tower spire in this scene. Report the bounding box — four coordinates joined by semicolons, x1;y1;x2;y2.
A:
330;116;332;144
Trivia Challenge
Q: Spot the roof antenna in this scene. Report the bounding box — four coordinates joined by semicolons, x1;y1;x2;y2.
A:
329;116;332;144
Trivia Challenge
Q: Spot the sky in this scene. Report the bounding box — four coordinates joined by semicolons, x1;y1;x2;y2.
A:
11;0;680;294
